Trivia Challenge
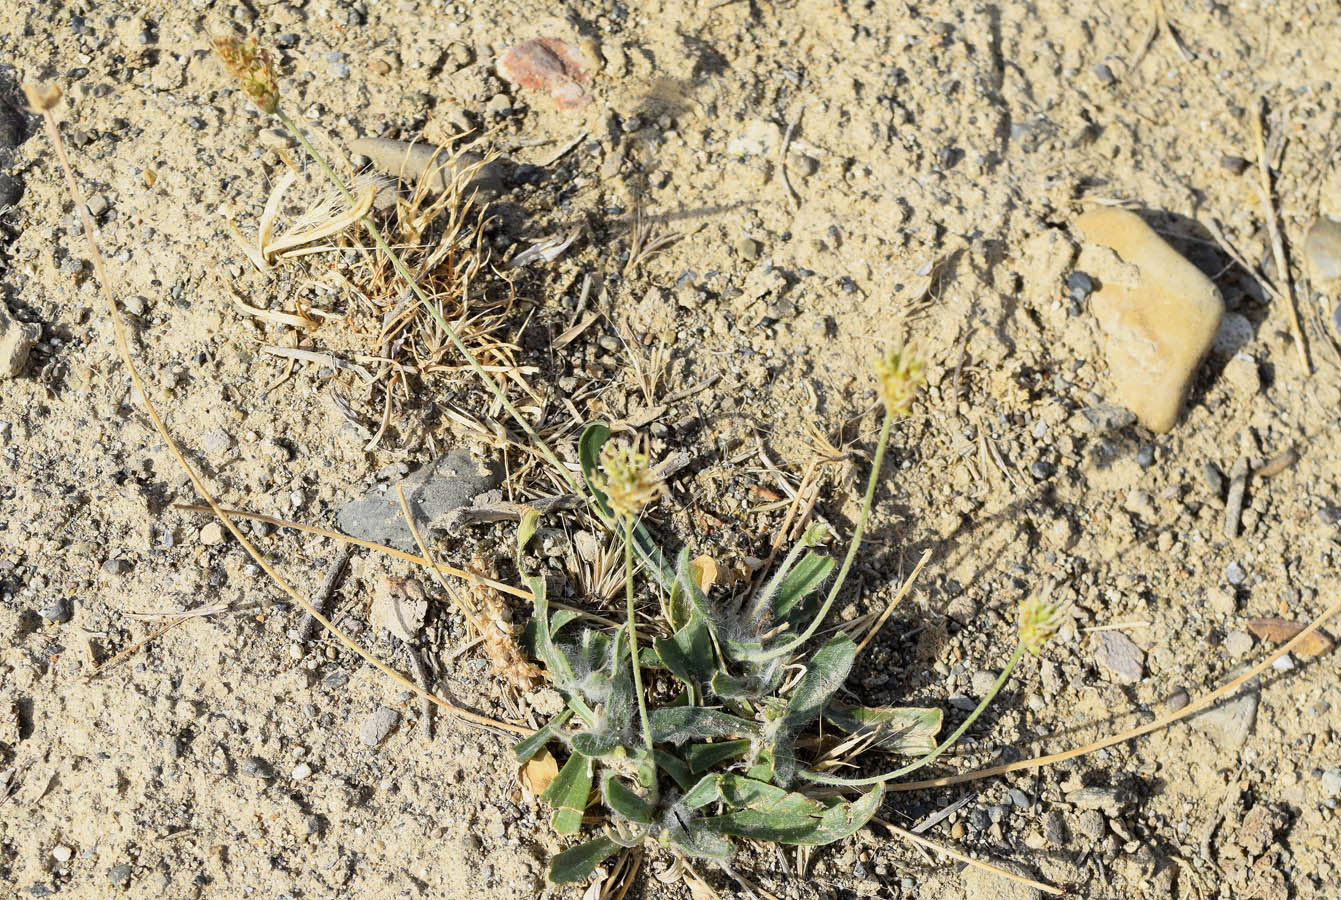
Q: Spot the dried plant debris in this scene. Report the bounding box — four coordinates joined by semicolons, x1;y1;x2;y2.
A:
469;554;543;692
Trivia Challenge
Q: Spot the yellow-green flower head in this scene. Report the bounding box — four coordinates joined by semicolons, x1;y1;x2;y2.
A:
595;442;662;519
875;344;925;415
213;36;280;114
1018;595;1064;657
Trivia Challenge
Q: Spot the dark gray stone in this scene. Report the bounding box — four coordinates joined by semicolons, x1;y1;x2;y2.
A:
38;597;72;623
336;449;501;551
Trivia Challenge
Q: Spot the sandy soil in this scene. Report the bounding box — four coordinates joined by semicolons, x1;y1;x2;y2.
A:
1;0;1340;898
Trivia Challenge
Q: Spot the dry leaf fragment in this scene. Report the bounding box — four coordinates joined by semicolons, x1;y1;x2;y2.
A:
519;746;559;799
1245;618;1334;656
688;555;719;593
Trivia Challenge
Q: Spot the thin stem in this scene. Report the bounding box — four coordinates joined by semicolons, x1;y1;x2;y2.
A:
747;411;895;663
803;641;1026;787
623;515;657;801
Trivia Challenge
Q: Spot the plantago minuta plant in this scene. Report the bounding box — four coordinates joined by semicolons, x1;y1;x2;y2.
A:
505;347;1066;885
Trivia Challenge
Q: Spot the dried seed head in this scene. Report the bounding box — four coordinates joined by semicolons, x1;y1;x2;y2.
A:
874;344;925;416
1018;595;1064;657
469;555;543;692
22;83;62;112
595;441;662;519
212;36;279;114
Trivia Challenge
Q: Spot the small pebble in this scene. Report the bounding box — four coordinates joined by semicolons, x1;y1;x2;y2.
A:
359;706;401;747
1304;216;1341;284
1092;63;1116;85
1166;687;1190;711
1029;460;1054;480
1092;630;1144;683
1065;270;1094;302
291;762;313;780
101;558;130;576
107;864;132;886
51;845;73;863
39;597;72;623
1213;312;1254;355
1008;788;1030;808
1136;443;1155;468
735;236;761;261
1208;587;1237;616
1224;630;1254;657
970;669;999;696
1225;561;1247;585
1043;810;1067;845
1320;769;1341;798
1201;461;1226;497
241;756;275;779
85;193;109;218
1067;786;1120;815
200;522;225;545
1220;155;1251;175
1223;353;1261;395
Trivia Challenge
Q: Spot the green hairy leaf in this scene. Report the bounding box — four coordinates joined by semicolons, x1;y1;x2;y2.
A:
769;552;834;621
783;633;857;732
654;615;716;690
824;703;943;755
513;709;573;764
700;775;884;845
541;752;592;835
548;835;620;884
651;707;758;744
601;772;654;825
685;739;752;773
571;731;623;758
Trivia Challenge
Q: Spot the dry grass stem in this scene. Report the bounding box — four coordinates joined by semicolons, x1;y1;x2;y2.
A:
1251;100;1311;373
855;549;931;654
874;818;1064;896
891;589;1341;791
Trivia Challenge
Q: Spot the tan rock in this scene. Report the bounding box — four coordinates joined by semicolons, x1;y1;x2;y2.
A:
1075;208;1224;432
1304;216;1341;289
0;304;40;379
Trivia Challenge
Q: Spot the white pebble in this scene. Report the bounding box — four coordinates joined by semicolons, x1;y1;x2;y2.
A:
291;762;313;780
52;844;73;863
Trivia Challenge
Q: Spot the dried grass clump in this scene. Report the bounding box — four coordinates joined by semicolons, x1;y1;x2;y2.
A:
340;151;521;384
231;148;525;447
